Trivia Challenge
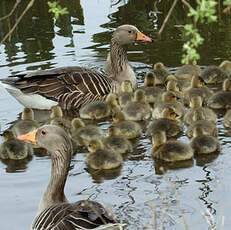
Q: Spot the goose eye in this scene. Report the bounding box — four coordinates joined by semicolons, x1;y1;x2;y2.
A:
41;130;46;136
128;30;132;34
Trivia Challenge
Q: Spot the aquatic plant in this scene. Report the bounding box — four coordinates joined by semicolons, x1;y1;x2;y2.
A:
48;1;69;19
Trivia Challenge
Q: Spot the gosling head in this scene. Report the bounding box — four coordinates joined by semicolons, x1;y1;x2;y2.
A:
71;118;85;130
190;75;204;88
112;25;152;46
189;96;203;108
21;108;34;120
219;60;231;71
134;89;146;103
120;80;133;93
153;62;165;70
50;105;63;119
144;72;156;87
88;139;104;153
108;126;120;137
166;79;180;92
161;107;179;120
17;125;73;158
2;130;15;141
162;91;178;103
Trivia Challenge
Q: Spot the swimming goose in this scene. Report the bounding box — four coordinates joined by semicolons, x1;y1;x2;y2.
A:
141;72;163;104
152;91;185;119
118;80;134;108
152;131;193;162
152;62;170;85
183;75;212;105
71;118;103;147
111;108;142;139
103;126;132;156
79;93;119;120
1;25;152;110
208;79;231;109
87;139;123;170
147;107;182;138
0;130;33;160
17;125;118;229
190;126;220;155
184;96;217;125
122;89;151;121
12;108;39;136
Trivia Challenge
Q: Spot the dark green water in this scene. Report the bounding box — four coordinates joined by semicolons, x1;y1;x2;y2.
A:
0;1;231;229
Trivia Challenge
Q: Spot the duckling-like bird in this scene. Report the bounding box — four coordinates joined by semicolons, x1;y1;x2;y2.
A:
190;126;220;155
118;80;134;108
122;89;151;121
112;108;142;139
17;125;118;229
104;126;132;156
79;93;118;120
1;25;152;110
152;131;193;162
87;139;123;170
152;91;184;119
183;75;212;105
0;130;33;160
71;118;103;147
147;107;182;138
219;60;231;77
208;79;231;109
184;96;217;125
141;72;163;104
153;62;170;85
12;108;39;136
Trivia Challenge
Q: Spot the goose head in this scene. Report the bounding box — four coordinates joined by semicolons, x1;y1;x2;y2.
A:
162;91;178;103
71;118;85;130
17;125;72;157
144;72;156;87
134;89;146;103
112;25;152;45
189;96;203;108
120;80;133;93
21;108;34;120
153;62;165;70
88;139;104;153
2;130;15;141
190;75;204;88
50;105;63;119
161;107;179;120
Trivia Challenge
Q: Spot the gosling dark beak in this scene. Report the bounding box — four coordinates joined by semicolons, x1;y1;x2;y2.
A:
17;130;37;145
136;31;153;43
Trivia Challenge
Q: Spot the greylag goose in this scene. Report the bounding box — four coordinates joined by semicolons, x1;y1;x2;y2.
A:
0;130;33;160
152;131;194;162
1;25;152;110
12;108;39;136
17;125;118;229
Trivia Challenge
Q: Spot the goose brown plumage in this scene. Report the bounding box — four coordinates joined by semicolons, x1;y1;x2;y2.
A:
17;125;118;229
1;25;152;110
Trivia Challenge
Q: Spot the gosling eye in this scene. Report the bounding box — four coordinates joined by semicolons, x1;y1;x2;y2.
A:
41;130;46;136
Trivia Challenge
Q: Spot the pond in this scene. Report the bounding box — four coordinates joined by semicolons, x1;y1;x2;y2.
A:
0;0;231;229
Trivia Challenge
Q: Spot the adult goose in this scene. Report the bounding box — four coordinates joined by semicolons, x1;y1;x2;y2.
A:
18;125;118;229
1;25;152;110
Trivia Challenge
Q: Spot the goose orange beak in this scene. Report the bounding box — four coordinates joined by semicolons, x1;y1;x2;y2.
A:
136;31;152;43
17;130;37;144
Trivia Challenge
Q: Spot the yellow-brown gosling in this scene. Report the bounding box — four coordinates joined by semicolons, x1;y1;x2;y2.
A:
184;96;217;125
141;72;163;104
208;79;231;109
201;63;228;84
79;93;119;120
118;80;134;108
152;91;185;119
153;62;170;85
147;107;182;138
219;60;231;76
122;89;151;121
103;126;132;156
112;108;142;139
71;118;103;147
49;105;71;131
166;78;182;99
17;125;118;228
190;126;220;155
87;139;123;170
183;75;213;105
152;131;194;162
186;111;218;138
12;108;39;136
0;130;33;160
